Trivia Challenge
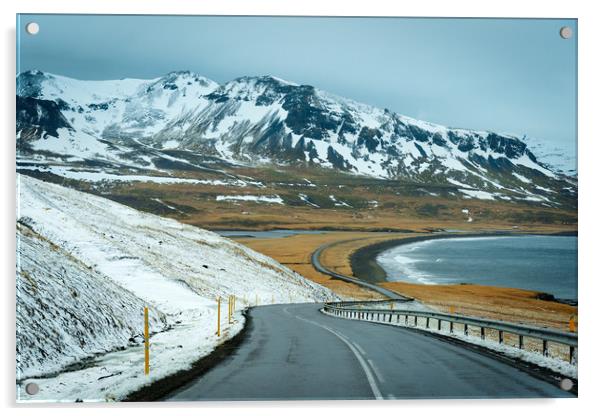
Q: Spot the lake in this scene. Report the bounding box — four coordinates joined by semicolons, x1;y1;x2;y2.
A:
215;229;327;239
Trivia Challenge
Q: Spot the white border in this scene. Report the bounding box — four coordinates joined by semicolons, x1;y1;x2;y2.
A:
3;1;600;415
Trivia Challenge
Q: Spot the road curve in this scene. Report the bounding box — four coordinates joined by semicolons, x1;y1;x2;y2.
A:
311;242;409;300
167;303;572;401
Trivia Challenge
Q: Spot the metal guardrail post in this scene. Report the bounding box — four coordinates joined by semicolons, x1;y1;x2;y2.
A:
570;346;576;364
144;306;150;376
543;339;549;356
324;302;578;364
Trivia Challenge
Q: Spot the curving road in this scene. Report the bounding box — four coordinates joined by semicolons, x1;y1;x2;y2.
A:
311;242;409;300
167;303;572;401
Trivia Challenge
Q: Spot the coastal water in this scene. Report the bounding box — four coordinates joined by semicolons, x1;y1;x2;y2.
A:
376;236;577;300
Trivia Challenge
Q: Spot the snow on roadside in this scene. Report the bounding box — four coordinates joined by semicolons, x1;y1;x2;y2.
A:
323;308;576;379
16;174;336;402
17;223;167;381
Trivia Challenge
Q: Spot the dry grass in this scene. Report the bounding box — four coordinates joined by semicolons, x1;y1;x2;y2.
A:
73;171;577;233
381;281;577;331
239;232;387;300
238;231;577;331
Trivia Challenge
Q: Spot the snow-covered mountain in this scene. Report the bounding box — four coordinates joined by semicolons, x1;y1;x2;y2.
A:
17;174;336;401
16;70;576;205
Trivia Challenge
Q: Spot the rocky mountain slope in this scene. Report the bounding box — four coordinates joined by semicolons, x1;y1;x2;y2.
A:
16;70;576;207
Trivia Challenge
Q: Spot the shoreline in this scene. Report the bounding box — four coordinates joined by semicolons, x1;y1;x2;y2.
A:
350;231;577;305
235;229;578;330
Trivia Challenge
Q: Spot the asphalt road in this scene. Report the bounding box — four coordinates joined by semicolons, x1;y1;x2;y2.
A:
311;243;409;300
167;303;572;401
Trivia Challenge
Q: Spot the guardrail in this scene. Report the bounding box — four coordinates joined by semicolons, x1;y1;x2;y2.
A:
323;301;578;365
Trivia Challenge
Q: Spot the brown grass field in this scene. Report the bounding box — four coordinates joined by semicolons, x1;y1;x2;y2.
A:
25;166;577;331
240;231;577;331
39;163;577;233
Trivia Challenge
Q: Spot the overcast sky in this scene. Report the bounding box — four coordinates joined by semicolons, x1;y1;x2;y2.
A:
17;14;577;155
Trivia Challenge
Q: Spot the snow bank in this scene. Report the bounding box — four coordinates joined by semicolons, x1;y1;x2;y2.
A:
16;174;336;401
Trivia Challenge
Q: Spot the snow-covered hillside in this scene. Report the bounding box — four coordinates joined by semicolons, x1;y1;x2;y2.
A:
16;174;336;402
16;70;576;207
17;222;167;380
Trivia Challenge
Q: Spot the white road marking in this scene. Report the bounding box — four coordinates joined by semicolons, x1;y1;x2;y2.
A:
367;359;385;384
285;307;384;400
352;341;366;355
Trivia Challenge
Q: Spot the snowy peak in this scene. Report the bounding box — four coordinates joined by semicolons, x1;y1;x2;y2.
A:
141;70;219;98
17;70;151;103
16;70;576;206
207;75;303;104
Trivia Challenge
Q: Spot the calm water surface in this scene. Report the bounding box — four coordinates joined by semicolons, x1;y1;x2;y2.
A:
377;236;577;300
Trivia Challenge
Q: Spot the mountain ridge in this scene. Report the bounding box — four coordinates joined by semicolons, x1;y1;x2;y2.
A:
16;70;577;207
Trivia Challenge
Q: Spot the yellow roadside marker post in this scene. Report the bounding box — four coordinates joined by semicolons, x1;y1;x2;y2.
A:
216;296;221;337
144;306;150;375
569;315;577;332
450;305;455;314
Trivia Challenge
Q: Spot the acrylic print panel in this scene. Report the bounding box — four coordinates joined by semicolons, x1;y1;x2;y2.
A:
16;14;577;402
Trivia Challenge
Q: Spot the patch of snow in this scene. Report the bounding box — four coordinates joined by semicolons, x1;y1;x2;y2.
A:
151;198;181;213
161;140;180;149
299;193;320;208
328;195;353;208
216;195;284;204
459;189;496;201
512;172;532;184
447;178;470;188
302;178;317;187
18;165;252;187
